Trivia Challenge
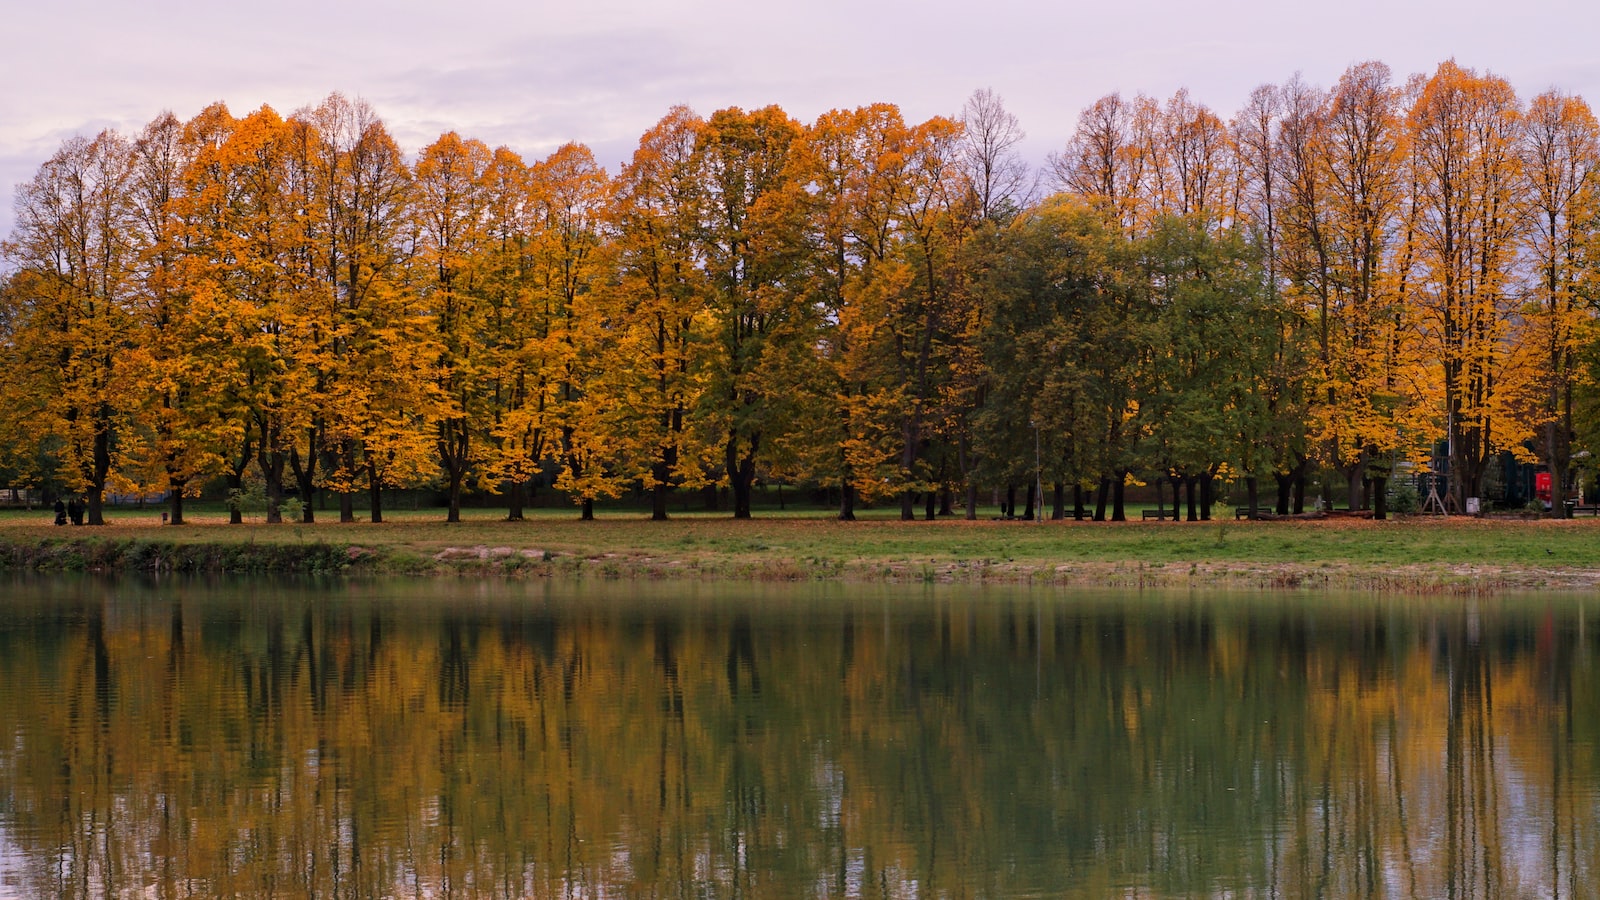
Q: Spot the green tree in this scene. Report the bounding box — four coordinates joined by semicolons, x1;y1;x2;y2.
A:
973;198;1123;519
1137;217;1280;519
694;105;806;519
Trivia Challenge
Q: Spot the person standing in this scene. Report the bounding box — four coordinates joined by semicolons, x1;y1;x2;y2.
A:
53;499;66;526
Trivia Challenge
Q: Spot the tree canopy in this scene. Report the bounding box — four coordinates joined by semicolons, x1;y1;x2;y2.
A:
5;63;1600;522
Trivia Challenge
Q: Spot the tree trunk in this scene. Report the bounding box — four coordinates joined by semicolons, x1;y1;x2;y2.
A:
1184;476;1198;522
227;436;252;525
1073;484;1087;521
1021;485;1035;521
439;418;470;524
226;467;246;525
1094;477;1110;522
1373;475;1389;520
900;416;920;522
446;471;463;523
167;480;185;526
731;457;755;520
86;424;110;526
581;498;594;521
1052;482;1065;521
965;483;978;521
335;439;357;523
652;482;670;522
507;481;525;522
1245;476;1259;520
367;459;384;525
1346;464;1365;511
1004;485;1017;518
1274;472;1292;516
1547;401;1572;518
939;489;953;517
839;481;856;522
260;432;287;524
1111;474;1126;522
289;446;317;524
924;491;936;521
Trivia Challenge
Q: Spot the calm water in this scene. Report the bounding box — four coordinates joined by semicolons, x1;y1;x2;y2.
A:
1;577;1598;899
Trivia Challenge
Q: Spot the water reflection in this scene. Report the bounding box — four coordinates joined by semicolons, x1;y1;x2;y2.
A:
1;578;1598;898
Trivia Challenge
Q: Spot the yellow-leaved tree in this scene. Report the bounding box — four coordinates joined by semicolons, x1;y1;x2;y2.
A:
3;130;140;524
607;106;716;520
413;132;493;522
1520;90;1600;516
290;93;432;523
1407;61;1535;510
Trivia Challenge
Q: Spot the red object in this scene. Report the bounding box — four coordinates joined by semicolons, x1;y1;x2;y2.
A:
1537;472;1552;501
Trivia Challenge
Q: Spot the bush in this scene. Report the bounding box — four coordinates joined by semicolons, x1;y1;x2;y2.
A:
1389;482;1419;515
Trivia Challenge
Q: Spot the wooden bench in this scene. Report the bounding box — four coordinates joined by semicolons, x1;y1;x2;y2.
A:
1142;509;1178;520
1234;506;1274;519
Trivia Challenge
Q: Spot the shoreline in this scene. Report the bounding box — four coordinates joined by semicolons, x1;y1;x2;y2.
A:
3;529;1597;595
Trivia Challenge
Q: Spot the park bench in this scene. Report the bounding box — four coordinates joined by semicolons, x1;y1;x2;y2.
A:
1141;509;1178;520
1234;506;1274;519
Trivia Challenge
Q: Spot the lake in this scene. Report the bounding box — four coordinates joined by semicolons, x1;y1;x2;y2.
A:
1;576;1597;898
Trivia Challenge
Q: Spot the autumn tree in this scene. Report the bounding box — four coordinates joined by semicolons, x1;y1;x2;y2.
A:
289;93;427;523
413;132;493;522
473;144;544;519
1321;62;1415;516
120;110;232;526
529;144;617;519
1407;61;1533;510
489;142;615;520
1154;89;1235;227
960;88;1031;223
608;106;715;520
759;107;877;520
885;114;974;519
3;130;140;524
175;105;322;524
1051;92;1162;235
1520;90;1599;516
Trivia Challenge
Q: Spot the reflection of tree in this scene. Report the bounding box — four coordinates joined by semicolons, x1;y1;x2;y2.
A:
2;583;1600;896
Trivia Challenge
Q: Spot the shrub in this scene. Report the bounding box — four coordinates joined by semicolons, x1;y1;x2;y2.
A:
1389;482;1419;515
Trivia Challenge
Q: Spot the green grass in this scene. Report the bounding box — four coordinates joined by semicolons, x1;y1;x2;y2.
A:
2;502;1598;591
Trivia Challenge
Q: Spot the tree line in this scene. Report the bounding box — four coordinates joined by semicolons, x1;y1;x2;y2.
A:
3;59;1598;525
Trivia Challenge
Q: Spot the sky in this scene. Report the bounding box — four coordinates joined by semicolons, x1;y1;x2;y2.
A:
3;0;1599;247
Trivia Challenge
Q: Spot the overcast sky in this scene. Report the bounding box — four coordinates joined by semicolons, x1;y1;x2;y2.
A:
3;0;1599;246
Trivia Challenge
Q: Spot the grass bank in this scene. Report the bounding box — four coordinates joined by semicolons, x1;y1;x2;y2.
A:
3;505;1598;593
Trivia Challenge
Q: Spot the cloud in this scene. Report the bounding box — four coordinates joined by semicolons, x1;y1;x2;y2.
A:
5;0;1600;246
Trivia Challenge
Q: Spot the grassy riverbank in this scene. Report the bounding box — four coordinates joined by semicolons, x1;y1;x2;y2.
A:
2;505;1598;592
